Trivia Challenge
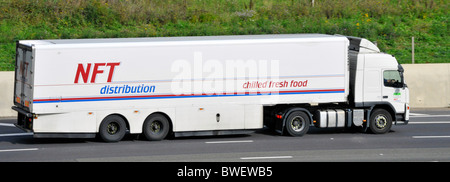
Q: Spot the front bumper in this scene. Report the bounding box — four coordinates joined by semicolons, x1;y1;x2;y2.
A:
395;104;410;125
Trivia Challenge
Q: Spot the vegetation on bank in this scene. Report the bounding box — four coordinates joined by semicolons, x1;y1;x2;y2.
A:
0;0;448;70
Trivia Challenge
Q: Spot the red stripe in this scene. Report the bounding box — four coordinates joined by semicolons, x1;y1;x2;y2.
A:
33;89;345;102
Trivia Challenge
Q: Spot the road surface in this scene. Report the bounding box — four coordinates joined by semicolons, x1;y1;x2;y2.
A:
1;108;449;162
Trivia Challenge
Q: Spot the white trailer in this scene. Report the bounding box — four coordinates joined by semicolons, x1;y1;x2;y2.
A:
12;34;409;142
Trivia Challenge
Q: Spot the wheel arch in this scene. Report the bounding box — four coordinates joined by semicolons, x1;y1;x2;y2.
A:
100;113;130;132
367;102;397;124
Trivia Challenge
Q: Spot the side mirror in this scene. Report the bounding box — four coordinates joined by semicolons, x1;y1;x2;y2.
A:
397;64;404;72
398;64;406;89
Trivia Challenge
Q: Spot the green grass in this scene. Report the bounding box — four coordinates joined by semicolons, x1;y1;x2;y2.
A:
0;0;448;70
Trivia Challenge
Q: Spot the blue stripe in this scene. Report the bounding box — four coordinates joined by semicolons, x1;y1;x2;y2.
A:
34;90;345;104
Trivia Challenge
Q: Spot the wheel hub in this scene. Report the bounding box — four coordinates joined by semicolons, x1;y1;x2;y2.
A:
291;116;305;132
151;121;161;133
375;115;387;129
107;122;119;135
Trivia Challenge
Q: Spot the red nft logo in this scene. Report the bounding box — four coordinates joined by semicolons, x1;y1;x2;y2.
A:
74;62;120;83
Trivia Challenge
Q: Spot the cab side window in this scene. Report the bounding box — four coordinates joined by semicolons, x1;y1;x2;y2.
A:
383;70;402;88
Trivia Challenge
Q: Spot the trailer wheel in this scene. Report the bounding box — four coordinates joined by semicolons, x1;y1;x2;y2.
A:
143;114;170;141
369;109;392;134
285;111;310;137
99;115;127;142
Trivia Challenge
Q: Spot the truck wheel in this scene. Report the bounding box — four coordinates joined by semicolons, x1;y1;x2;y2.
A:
369;109;392;134
143;114;170;141
285;111;310;136
99;115;127;142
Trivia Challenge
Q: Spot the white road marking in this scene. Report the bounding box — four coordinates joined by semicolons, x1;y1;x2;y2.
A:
409;113;429;116
412;136;450;139
409;121;450;124
205;140;253;144
410;114;450;118
240;156;293;160
0;123;15;127
0;133;33;137
0;148;38;153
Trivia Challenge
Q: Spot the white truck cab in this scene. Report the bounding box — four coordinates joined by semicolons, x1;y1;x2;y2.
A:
348;36;410;132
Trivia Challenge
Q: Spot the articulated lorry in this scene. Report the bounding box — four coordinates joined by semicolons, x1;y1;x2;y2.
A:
12;34;409;142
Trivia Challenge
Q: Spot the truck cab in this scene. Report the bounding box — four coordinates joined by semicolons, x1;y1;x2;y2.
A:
348;36;410;130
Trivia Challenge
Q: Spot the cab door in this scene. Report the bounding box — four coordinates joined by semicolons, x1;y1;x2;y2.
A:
382;70;407;113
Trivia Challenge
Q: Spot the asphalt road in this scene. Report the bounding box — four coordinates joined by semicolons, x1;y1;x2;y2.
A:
1;108;450;162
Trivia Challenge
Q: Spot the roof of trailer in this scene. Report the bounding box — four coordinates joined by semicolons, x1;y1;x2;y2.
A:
19;34;342;46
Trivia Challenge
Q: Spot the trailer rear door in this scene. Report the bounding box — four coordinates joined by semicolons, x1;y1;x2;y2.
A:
14;43;34;112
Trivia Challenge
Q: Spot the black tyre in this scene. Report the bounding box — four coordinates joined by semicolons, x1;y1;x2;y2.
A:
285;111;310;137
369;109;393;134
99;115;127;142
143;114;170;141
